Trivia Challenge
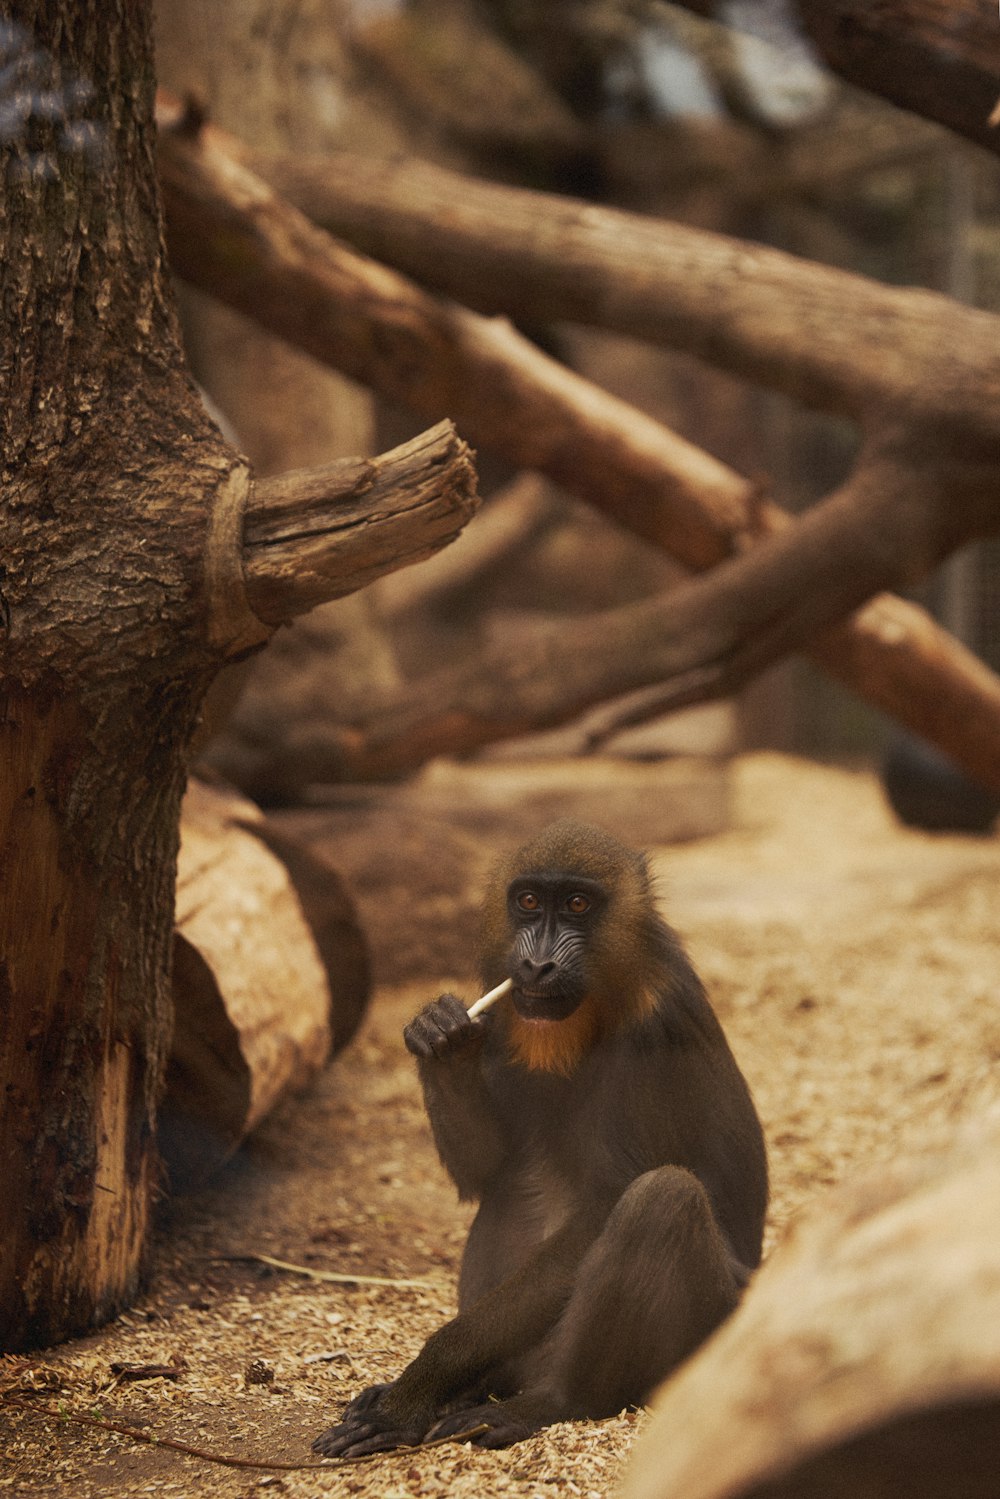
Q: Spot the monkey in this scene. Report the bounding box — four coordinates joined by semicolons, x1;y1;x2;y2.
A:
313;819;767;1456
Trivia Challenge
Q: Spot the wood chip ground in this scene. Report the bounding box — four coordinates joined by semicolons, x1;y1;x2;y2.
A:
3;754;998;1498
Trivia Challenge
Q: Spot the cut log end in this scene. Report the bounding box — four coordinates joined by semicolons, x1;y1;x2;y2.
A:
161;778;370;1190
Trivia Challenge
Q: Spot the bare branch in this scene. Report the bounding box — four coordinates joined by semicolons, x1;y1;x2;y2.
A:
300;443;1000;784
236;140;1000;441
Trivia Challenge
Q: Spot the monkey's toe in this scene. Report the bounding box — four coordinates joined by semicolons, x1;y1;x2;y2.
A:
340;1381;391;1417
425;1400;538;1448
313;1417;424;1458
311;1423;356;1457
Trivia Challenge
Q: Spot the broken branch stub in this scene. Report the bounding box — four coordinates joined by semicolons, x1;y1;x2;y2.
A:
242;421;479;627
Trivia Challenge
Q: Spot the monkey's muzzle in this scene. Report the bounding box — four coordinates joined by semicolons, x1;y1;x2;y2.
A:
511;986;584;1023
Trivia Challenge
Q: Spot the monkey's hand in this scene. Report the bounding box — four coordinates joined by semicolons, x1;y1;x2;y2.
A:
403;993;484;1061
311;1383;430;1458
405;994;505;1194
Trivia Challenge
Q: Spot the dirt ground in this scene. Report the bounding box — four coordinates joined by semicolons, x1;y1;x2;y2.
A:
3;753;999;1499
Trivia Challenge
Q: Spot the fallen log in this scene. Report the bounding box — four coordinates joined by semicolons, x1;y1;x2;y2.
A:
160;778;370;1189
272;753;729;981
623;1117;1000;1499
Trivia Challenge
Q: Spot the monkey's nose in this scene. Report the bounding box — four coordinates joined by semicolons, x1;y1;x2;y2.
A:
516;957;557;987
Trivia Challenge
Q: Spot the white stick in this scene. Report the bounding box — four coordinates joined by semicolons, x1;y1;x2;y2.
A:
467;977;513;1019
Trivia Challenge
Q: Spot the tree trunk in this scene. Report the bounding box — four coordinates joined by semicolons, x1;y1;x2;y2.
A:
0;1;233;1350
0;2;477;1351
154;0;404;773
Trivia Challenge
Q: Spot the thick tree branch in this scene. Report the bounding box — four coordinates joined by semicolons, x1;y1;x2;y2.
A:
235;140;1000;442
240;420;478;629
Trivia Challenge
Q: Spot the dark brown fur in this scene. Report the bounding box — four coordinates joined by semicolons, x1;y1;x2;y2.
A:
314;820;768;1456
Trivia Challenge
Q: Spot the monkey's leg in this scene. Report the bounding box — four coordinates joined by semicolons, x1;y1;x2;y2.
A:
547;1164;743;1416
313;1217;594;1457
427;1165;745;1446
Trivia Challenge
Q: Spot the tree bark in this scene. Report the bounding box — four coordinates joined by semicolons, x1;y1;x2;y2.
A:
0;4;476;1352
244;421;477;625
0;1;226;1351
622;1124;1000;1499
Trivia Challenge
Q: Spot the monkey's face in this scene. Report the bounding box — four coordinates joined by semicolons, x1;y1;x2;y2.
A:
504;872;607;1022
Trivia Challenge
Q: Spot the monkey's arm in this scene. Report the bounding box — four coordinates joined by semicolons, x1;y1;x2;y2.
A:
404;993;507;1199
313;1215;594;1457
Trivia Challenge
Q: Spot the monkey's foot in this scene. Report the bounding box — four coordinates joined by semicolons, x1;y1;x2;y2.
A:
312;1383;431;1458
312;1416;425;1459
425;1396;551;1449
336;1382;392;1420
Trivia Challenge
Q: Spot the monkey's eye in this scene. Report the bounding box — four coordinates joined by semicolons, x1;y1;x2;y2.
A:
516;891;540;912
566;893;590;915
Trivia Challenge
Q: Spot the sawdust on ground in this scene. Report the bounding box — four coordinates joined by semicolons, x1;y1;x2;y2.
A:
2;753;998;1499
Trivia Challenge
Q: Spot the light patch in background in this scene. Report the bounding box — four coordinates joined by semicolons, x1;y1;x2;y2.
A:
721;0;833;126
347;0;404;22
633;25;724;120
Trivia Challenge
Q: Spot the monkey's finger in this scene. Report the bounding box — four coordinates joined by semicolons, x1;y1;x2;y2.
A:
403;1010;452;1057
436;993;473;1026
404;996;478;1058
425;1407;518;1447
403;1014;454;1058
312;1425;356;1456
424;1411;478;1441
468;1422;525;1449
433;996;478;1044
